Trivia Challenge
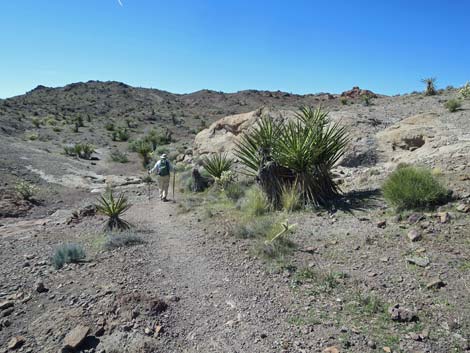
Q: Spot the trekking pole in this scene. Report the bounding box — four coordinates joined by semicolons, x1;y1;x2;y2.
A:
172;170;176;203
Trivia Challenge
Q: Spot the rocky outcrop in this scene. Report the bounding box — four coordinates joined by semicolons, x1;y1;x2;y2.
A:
193;108;264;157
341;86;378;99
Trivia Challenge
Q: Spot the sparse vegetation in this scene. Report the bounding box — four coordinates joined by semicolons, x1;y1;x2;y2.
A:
460;81;470;98
242;186;270;216
63;143;95;159
340;97;348;105
361;94;373;106
15;180;38;200
383;165;449;210
235;106;349;208
96;189;132;230
109;149;129;163
112;127;130;141
52;243;86;269
445;98;461;112
129;139;153;167
31;117;41;128
280;182;302;212
422;77;437;96
104;231;144;250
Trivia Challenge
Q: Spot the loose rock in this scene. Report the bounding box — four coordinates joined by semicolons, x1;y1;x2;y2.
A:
63;325;90;350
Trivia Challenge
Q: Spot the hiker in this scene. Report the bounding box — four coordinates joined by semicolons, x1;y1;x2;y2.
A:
149;154;172;201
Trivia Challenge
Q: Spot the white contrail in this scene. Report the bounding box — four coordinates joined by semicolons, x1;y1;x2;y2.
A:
117;0;123;6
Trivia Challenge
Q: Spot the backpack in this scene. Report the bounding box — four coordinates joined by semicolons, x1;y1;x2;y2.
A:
158;159;170;176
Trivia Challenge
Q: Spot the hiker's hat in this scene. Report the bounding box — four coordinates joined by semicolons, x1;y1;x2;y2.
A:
161;154;167;159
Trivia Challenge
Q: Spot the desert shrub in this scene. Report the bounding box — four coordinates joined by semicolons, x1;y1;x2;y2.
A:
64;143;95;159
242;186;270;216
445;98;461;112
382;165;449;210
145;128;172;149
15;180;38;200
96;189;132;230
31;117;41;128
45;117;57;126
129;140;153;167
52;126;62;133
361;94;373;106
155;146;170;155
75;115;84;127
112;128;130;141
422;77;437;96
460;82;470;98
52;243;86;269
104;232;144;250
280;182;302;212
224;182;245;202
202;153;233;180
340;97;348;105
232;216;278;239
105;122;115;131
109;150;129;163
26;132;39;141
235;106;349;208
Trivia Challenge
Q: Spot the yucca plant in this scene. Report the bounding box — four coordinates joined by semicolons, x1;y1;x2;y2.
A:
202;153;233;179
422;77;437;96
235;107;349;208
96;189;132;230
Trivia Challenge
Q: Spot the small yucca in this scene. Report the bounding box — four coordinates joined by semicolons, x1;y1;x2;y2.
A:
202;153;233;179
96;190;132;230
421;77;437;96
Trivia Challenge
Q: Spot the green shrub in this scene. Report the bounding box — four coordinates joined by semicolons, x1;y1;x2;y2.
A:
129;139;153;167
112;128;130;141
422;77;437;96
96;189;132;230
52;243;86;269
104;232;144;250
31;117;41;128
26;132;39;141
105;122;115;131
235;107;349;208
444;98;461;112
340;97;348;105
361;94;373;106
109;150;129;163
242;186;270;216
202;153;233;179
144;128;172;149
155;146;170;155
15;181;38;200
64;143;95;159
382;165;449;210
460;82;470;98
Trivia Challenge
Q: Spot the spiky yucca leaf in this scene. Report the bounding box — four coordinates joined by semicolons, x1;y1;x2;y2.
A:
202;153;233;179
96;190;132;230
234;116;283;176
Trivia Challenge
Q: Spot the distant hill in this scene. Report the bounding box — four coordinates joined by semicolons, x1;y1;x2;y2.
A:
0;80;378;143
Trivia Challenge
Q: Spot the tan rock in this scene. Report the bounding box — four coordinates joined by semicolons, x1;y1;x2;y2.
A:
7;336;25;350
63;325;89;350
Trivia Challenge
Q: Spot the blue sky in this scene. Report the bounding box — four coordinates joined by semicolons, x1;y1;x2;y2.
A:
1;0;469;98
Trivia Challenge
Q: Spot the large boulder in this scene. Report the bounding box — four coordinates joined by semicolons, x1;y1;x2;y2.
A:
341;86;378;99
194;108;288;158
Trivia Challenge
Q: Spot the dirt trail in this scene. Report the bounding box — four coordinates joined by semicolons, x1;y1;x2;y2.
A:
124;198;295;353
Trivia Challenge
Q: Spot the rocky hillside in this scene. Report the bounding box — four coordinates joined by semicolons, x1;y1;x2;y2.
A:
0;80;352;141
